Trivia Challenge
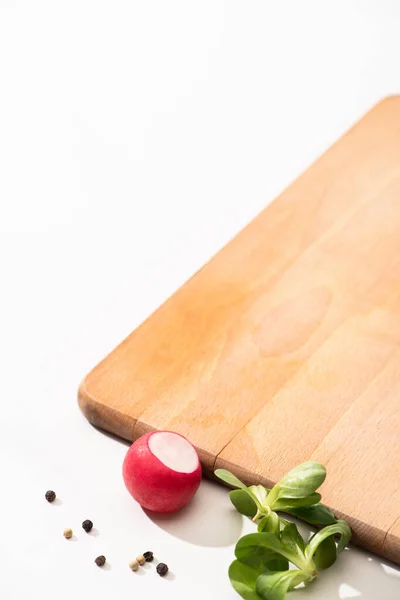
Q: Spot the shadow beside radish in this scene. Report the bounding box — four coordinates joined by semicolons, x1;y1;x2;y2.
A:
143;478;243;547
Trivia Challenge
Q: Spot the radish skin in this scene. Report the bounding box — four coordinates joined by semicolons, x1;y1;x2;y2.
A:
123;431;202;513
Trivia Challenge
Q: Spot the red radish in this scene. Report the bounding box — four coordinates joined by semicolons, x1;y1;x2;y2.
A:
123;431;202;513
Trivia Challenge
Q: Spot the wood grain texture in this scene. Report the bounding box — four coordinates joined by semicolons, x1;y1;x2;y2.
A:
79;96;400;562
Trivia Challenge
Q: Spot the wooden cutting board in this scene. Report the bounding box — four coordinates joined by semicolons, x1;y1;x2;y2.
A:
79;97;400;564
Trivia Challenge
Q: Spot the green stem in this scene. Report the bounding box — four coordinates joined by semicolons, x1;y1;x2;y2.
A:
252;510;262;522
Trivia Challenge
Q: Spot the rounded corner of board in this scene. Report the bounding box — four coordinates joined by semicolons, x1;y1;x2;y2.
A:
77;373;107;430
371;94;400;115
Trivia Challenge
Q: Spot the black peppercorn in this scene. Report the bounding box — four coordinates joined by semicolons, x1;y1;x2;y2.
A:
82;519;93;533
95;555;106;567
45;490;56;503
156;563;168;577
143;551;154;562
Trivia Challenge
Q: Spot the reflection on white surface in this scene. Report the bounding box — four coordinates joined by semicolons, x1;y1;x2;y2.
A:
339;583;362;598
382;562;400;579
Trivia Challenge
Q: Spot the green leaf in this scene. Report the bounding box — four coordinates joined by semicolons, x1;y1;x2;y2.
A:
271;462;326;501
215;469;249;490
287;503;337;525
280;522;305;556
272;493;321;511
258;512;280;535
336;521;352;553
313;536;337;570
305;520;352;563
235;536;284;571
256;514;288;570
230;490;258;518
266;557;290;573
235;533;300;570
215;469;261;509
249;484;269;506
228;560;261;600
255;570;307;600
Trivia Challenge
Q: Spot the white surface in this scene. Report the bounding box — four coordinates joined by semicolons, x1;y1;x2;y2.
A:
148;431;200;473
1;1;400;598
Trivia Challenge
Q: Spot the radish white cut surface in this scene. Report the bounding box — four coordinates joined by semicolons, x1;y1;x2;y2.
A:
148;431;199;473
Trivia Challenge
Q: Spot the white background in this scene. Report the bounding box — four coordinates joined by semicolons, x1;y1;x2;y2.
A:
1;1;400;598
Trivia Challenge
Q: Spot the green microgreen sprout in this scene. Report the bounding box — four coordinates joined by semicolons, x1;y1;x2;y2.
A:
215;462;351;599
